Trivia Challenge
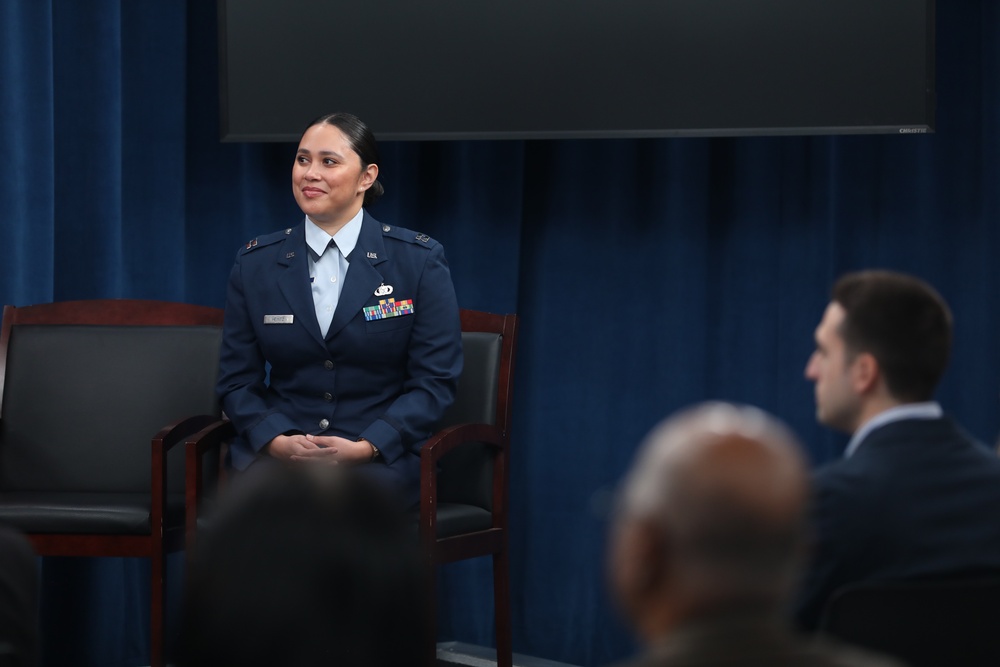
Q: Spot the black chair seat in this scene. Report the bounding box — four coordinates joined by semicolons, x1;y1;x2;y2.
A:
411;503;493;540
0;492;185;534
435;503;493;538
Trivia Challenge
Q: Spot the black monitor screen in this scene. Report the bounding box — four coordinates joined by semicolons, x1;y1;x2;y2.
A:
218;0;935;141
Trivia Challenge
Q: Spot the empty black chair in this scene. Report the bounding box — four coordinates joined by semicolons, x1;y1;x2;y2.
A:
0;299;224;667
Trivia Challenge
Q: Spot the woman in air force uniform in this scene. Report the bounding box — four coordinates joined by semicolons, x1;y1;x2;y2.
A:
216;112;462;506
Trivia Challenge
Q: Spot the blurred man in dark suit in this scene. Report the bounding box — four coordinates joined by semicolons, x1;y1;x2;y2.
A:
796;270;1000;630
608;402;901;667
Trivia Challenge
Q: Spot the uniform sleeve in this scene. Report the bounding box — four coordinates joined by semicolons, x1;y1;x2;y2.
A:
358;242;462;463
216;250;299;452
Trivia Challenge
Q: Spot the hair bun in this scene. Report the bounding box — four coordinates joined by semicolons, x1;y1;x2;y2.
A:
365;180;385;207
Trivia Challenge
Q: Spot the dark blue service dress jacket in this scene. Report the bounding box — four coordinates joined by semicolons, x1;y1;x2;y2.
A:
216;211;462;502
794;416;1000;631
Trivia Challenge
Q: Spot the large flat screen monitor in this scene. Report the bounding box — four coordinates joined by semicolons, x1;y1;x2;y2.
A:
218;0;935;141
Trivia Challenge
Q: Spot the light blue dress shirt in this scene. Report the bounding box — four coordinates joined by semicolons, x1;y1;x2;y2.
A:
305;209;364;336
844;401;943;458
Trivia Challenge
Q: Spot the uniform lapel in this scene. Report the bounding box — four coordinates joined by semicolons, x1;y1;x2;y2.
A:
327;212;387;340
275;224;327;349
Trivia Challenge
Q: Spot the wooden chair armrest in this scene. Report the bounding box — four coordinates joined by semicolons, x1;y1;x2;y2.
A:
420;423;504;463
186;418;236;457
184;419;235;550
150;415;223;526
152;414;224;454
419;423;504;545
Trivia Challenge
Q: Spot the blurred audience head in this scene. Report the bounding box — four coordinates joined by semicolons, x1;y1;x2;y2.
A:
609;402;809;642
177;464;425;667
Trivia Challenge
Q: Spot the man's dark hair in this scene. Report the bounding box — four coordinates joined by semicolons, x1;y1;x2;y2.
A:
832;270;952;402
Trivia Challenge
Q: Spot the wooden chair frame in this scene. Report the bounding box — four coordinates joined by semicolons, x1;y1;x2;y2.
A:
0;299;224;667
418;310;518;667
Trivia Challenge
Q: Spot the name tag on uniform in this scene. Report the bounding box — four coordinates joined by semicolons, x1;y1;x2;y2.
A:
263;314;294;324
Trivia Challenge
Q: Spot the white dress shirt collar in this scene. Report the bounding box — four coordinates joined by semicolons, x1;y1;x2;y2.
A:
844;401;943;458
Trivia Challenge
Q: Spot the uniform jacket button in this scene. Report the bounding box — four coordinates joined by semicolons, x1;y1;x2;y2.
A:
318;418;329;430
324;360;334;370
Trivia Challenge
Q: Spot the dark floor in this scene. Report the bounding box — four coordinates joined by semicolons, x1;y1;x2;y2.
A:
437;642;581;667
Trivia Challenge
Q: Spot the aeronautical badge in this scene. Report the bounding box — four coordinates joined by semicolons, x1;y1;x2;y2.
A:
374;283;394;296
415;233;430;243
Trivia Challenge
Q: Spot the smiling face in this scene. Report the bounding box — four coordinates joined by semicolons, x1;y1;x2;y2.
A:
291;123;377;231
804;302;864;433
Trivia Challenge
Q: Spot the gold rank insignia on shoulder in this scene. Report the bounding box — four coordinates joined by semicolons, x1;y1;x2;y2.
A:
245;238;258;249
415;233;430;242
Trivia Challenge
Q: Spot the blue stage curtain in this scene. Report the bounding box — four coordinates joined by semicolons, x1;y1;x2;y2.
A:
1;1;997;665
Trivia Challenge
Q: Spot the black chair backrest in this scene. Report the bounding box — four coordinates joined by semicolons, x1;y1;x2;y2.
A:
436;330;502;510
0;323;221;494
820;577;1000;667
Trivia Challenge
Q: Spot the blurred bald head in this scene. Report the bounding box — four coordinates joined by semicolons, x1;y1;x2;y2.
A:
610;403;809;639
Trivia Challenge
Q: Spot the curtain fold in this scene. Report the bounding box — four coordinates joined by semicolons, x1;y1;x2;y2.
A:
1;1;997;665
1;1;56;304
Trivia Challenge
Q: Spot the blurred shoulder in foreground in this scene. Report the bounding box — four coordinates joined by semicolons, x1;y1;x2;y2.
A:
177;464;426;667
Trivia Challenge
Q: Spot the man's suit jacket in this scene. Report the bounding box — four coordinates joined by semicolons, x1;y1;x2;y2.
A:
794;416;1000;631
216;212;462;501
612;613;903;667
